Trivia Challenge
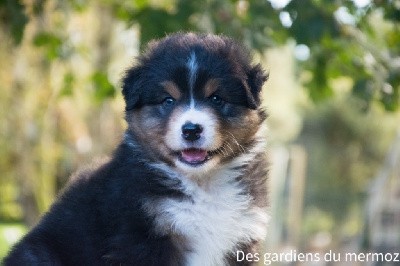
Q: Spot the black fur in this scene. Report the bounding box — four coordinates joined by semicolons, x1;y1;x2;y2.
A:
3;33;268;266
4;144;187;265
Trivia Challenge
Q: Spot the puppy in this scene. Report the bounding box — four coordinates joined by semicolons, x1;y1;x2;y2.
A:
3;33;269;266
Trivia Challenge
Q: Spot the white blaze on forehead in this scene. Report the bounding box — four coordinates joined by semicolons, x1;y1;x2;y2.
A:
186;52;198;109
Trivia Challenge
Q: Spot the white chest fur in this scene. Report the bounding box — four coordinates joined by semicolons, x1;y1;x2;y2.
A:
151;164;268;266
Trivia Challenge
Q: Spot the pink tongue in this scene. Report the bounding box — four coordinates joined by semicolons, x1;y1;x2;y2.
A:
181;149;207;163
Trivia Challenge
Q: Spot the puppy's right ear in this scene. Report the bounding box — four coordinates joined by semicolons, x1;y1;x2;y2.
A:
122;66;143;111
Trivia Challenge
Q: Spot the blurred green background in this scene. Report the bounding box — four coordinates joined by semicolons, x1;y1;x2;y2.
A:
0;0;399;263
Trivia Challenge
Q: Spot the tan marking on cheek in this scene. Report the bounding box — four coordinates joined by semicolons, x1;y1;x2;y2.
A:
161;81;182;100
220;110;262;158
234;110;261;140
141;108;162;130
131;107;160;131
127;108;174;164
129;111;144;135
204;78;220;98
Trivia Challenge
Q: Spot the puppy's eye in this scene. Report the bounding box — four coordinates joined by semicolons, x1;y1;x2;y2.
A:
209;95;224;106
162;97;175;107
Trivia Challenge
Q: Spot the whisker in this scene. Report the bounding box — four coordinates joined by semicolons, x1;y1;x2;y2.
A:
225;143;234;153
221;145;229;157
222;130;247;154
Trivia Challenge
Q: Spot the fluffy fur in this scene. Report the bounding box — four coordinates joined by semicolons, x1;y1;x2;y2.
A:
3;33;269;266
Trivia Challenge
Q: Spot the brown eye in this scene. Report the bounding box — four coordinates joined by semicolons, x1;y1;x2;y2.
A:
210;95;224;106
162;97;175;107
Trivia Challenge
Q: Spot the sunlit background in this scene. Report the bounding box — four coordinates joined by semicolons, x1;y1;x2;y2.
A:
0;0;399;264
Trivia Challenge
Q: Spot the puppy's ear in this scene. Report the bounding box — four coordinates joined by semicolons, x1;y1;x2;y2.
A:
246;64;268;109
122;66;143;111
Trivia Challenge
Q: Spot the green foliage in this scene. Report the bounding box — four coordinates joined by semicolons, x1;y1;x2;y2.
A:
376;0;400;22
91;71;116;102
112;0;281;50
60;72;75;97
0;182;23;221
307;49;334;102
299;97;395;227
282;0;400;110
33;32;64;60
352;79;375;110
381;71;400;111
285;0;340;45
69;0;90;12
0;0;28;44
2;0;399;110
110;0;399;111
112;0;193;47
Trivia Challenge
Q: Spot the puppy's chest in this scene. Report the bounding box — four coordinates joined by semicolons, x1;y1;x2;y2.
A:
155;180;267;266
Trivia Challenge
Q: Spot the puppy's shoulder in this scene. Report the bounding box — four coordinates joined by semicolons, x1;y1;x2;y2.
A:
68;156;111;184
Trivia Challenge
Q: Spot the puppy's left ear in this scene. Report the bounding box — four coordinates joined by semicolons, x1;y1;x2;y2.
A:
122;66;143;111
246;64;268;109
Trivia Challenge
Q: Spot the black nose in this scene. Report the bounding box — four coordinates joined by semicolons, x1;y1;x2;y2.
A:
181;122;203;141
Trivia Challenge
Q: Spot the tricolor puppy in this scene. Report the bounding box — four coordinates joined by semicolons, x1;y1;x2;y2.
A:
4;33;269;266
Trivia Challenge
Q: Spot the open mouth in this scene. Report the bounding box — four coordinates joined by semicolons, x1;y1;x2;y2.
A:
178;148;211;166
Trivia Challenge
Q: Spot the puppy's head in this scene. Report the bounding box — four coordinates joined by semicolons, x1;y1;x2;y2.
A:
122;33;267;175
